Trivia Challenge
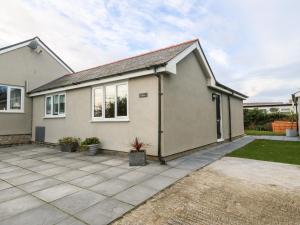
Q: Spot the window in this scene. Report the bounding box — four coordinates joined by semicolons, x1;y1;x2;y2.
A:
45;93;66;117
92;82;128;121
0;85;24;113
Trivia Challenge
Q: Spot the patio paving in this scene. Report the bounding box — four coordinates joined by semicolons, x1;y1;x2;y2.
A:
0;136;254;225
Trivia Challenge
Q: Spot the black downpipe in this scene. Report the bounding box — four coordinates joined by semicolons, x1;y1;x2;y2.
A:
155;68;166;165
228;94;232;141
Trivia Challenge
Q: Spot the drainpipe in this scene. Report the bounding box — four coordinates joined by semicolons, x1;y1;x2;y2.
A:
228;94;232;141
154;67;166;165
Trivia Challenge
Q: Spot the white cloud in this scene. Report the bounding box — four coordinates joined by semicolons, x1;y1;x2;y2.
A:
0;0;299;102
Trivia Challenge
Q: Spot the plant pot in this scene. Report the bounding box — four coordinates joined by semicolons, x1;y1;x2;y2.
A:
129;150;146;166
286;128;298;137
88;144;99;156
60;143;78;152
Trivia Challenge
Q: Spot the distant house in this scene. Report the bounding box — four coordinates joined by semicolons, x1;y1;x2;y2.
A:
292;92;300;135
28;39;247;160
243;102;294;114
0;37;73;145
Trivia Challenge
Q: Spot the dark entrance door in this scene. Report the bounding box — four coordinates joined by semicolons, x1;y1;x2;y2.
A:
215;95;222;139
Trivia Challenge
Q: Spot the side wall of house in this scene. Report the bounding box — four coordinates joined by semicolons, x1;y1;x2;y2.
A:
0;46;69;141
162;52;244;157
32;76;159;156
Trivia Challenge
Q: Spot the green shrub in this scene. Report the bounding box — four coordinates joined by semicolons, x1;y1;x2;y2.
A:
58;137;80;145
81;137;100;146
244;109;291;130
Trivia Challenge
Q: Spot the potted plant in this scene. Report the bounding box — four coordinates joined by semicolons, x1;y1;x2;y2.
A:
81;137;101;156
58;137;80;152
129;137;147;166
286;112;298;137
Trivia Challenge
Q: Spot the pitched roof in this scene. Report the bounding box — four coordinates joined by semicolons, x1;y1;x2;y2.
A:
0;37;73;73
30;39;198;93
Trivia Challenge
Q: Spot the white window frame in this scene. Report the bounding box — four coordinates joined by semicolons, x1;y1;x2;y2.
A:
92;81;129;122
44;93;66;118
0;84;24;113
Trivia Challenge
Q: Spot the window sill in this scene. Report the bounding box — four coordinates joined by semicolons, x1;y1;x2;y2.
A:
90;118;129;122
0;111;24;114
44;115;66;119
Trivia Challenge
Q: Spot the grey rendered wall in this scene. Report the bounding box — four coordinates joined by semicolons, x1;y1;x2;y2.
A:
32;76;159;156
230;96;244;137
0;46;69;135
162;52;244;157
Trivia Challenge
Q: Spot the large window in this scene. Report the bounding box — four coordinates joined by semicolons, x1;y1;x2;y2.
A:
45;93;66;117
92;82;128;121
0;85;24;113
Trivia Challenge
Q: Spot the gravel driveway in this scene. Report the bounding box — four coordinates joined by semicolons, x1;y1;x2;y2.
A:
113;157;300;225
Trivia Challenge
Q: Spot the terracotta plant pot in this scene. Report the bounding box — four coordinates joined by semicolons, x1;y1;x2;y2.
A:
129;150;146;166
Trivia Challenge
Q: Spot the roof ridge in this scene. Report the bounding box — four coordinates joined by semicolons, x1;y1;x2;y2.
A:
65;38;198;76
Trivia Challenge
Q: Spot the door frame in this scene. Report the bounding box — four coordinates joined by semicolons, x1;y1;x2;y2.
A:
215;93;223;142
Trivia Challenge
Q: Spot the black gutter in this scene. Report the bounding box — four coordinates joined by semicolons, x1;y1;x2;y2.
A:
228;95;232;141
154;67;166;165
292;94;299;132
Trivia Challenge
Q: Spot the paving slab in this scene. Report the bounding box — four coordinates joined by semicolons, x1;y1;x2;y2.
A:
0;195;44;221
0;204;68;225
38;166;70;176
0;181;12;191
0;187;27;203
114;184;158;206
6;173;45;186
101;159;125;166
54;170;89;182
175;158;211;170
18;178;62;193
118;170;152;184
90;178;132;196
0;168;31;180
67;161;92;169
96;167;129;179
79;164;109;173
56;216;86;225
160;168;191;179
69;174;107;188
29;163;57;172
52;190;106;214
135;163;170;174
33;183;81;202
76;198;133;225
141;175;177;190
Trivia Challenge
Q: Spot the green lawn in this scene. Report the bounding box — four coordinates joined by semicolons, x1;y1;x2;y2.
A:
245;130;284;136
227;139;300;165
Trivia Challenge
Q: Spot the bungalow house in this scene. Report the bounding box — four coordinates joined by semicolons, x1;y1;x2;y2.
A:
28;39;247;161
0;37;73;145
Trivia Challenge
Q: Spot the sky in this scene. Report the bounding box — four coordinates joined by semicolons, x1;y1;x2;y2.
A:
0;0;300;102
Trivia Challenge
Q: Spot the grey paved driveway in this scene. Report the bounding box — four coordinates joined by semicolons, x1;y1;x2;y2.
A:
0;137;253;225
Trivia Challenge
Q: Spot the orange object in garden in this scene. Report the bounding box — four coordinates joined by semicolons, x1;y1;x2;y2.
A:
272;121;297;133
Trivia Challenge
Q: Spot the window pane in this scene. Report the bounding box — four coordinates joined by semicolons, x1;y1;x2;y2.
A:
105;85;115;118
94;88;103;117
46;97;52;115
0;86;7;110
10;88;21;110
117;84;127;116
59;95;65;114
53;95;59;115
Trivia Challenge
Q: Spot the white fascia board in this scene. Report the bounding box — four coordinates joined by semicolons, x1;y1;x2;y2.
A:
165;42;216;85
0;38;73;73
29;67;164;97
208;85;247;100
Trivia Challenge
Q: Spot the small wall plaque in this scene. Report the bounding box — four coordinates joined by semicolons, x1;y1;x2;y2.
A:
139;92;148;98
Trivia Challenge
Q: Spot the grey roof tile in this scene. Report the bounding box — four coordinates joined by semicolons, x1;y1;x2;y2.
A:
31;39;197;93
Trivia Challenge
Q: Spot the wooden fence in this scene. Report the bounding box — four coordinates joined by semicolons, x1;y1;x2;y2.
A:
272;121;297;133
